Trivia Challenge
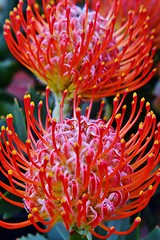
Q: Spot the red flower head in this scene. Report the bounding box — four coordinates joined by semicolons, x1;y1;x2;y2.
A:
100;0;160;48
3;0;156;100
0;87;160;239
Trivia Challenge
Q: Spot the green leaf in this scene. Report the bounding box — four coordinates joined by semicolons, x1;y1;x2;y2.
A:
46;222;69;240
107;218;130;240
93;218;131;240
13;98;27;141
125;228;139;240
142;227;160;240
0;115;6;128
85;231;92;240
17;233;48;240
70;232;90;240
0;0;18;21
0;93;14;116
0;35;11;59
0;59;18;88
70;228;92;240
0;0;19;58
0;191;23;219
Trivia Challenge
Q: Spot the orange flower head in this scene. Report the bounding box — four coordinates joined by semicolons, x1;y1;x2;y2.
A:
100;0;160;48
0;87;160;239
3;0;156;100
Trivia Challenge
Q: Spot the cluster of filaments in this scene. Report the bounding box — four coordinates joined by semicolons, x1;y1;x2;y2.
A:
116;0;160;47
24;116;132;230
3;0;156;99
0;88;160;238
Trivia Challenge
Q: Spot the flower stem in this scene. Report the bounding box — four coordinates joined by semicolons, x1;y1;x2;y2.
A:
69;231;89;240
52;93;71;121
136;213;141;240
69;228;91;240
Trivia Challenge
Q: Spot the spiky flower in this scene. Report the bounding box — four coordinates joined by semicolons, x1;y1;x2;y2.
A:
3;0;156;100
100;0;160;48
0;87;160;239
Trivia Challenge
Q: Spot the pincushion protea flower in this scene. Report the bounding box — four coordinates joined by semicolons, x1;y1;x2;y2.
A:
0;87;160;239
100;0;160;48
3;0;156;101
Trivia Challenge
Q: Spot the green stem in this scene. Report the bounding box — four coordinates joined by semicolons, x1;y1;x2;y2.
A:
69;228;92;240
52;93;71;121
136;213;141;240
69;231;89;240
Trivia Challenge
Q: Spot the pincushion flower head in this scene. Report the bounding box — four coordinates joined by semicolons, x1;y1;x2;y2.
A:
3;0;156;101
0;87;160;239
102;0;160;48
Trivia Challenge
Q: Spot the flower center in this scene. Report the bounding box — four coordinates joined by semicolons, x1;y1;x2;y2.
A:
24;116;132;228
32;3;119;93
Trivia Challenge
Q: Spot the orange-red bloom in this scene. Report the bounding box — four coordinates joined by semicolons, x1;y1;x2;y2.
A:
0;88;160;239
102;0;160;48
3;0;156;100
